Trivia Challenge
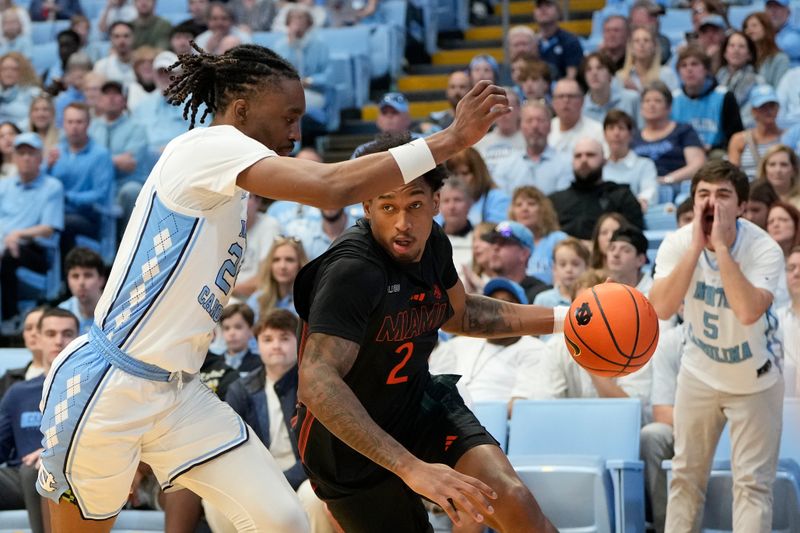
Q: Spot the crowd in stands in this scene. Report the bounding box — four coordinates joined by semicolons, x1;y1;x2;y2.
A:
0;0;799;531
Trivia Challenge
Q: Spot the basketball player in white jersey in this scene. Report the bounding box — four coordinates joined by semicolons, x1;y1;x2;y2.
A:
650;160;785;532
36;44;511;532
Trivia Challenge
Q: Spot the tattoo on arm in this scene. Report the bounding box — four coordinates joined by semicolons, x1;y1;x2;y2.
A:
299;333;412;474
460;295;523;335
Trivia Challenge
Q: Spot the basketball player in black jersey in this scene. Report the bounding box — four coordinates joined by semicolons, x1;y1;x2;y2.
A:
294;133;563;533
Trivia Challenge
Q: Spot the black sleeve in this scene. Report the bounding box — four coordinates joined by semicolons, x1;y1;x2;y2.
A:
429;222;459;290
719;91;744;150
307;256;385;343
679;123;704;149
615;186;645;229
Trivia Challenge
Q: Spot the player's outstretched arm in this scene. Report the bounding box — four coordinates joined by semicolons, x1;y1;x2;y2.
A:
442;279;561;338
237;81;510;209
298;332;497;526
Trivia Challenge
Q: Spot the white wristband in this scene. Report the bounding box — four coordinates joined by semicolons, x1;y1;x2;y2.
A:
552;306;569;335
388;137;436;184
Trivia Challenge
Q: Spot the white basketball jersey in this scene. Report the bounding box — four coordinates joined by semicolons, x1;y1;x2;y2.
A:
655;218;785;394
94;125;276;373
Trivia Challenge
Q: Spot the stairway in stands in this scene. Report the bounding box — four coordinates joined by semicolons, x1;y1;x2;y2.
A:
318;0;600;162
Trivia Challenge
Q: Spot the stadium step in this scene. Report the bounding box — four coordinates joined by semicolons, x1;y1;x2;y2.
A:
464;19;592;41
492;0;605;16
362;100;449;121
432;47;504;66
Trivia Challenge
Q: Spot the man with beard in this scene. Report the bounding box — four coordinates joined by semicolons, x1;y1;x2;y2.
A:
286;206;352;260
649;160;785;532
482;220;550;304
421;71;472;134
548;137;643;240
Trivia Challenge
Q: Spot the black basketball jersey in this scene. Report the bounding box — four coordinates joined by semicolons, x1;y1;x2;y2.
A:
293;218;459;495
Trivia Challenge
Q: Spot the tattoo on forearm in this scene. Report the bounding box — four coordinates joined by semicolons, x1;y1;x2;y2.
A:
461;295;522;335
301;334;408;473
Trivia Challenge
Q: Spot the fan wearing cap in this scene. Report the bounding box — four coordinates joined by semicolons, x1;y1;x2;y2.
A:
0;133;64;323
130;50;196;157
533;0;583;79
88;79;148;231
605;226;653;295
696;14;727;73
727;84;783;180
766;0;800;63
483;220;550;303
352;92;420;157
429;277;551;411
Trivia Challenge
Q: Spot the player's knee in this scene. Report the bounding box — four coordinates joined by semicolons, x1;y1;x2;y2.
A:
245;497;309;533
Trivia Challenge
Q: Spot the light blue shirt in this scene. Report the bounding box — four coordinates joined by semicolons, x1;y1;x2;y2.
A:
54;86;85;129
602;150;658;206
57;296;93;335
49;138;114;213
532;287;570;307
272;32;331;89
469;188;511;225
246;291;296;323
0;84;39;130
89;113;150;184
132;92;200;156
0;35;32;58
777;23;800;64
491;147;573;196
266;201;321;232
527;230;568;285
224;348;248;370
781;123;800;153
285;214;352;260
582;82;641;127
0;173;64;240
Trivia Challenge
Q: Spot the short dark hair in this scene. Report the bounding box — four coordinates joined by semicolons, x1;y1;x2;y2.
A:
64;247;104;276
220;303;255;327
691;160;750;205
57;29;80;45
603;109;634;131
579;52;616;89
749;179;780;206
108;20;134;34
253;308;298;337
38;307;79;332
677;45;711;72
676;197;694;222
642;80;673;108
355;132;447;192
64;101;90;119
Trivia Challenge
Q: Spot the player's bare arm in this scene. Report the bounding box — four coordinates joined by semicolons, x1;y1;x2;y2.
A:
237;81;511;209
443;280;557;337
298;332;498;526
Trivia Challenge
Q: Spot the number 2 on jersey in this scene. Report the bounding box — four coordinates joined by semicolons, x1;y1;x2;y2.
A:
215;243;243;295
386;342;413;385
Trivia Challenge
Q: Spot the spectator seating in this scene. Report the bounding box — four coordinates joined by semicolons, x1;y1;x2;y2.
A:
74;186;121;265
662;398;800;532
644;203;678;232
30;41;58;78
508;398;646;533
0;348;31;375
660;9;691;47
408;0;438;56
471;401;509;451
17;234;62;305
30;20;70;45
0;509;165;532
435;0;469;34
728;3;766;29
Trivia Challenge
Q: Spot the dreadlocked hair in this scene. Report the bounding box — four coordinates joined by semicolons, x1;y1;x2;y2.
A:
164;41;300;129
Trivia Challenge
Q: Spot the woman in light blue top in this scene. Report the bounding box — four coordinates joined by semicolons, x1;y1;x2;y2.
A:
0;52;39;130
246;236;308;322
508;185;567;285
446;147;510;225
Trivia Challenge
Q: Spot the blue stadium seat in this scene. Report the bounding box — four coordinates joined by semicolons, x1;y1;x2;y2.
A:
155;0;186;17
251;31;280;50
30;41;58;77
508;399;646;533
645;203;678;231
17;233;62;306
435;0;468;33
660;8;692;46
316;26;371;104
74;185;121;265
728;3;765;30
662;399;800;532
408;0;438;56
471;401;508;452
0;348;32;375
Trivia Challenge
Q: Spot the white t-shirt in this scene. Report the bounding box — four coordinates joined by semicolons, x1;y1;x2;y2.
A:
238;213;281;283
266;376;295;471
777;305;800;396
428;335;549;403
94;125;276;373
654;219;785;394
547;116;605;155
538;334;653;425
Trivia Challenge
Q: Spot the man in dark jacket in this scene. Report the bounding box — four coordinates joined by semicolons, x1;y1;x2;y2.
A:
549;137;644;240
223;309;334;533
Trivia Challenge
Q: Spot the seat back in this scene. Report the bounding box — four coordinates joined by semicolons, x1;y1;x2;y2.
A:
471;401;508;452
508;399;641;460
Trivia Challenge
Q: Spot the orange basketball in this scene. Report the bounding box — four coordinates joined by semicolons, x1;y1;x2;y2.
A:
563;282;659;377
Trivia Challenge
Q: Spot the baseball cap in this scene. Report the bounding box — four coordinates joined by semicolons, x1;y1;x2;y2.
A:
154;51;179;72
609;227;649;258
750;84;779;108
766;0;790;6
698;14;727;30
484;277;528;305
481;220;534;251
13;132;43;150
379;92;409;114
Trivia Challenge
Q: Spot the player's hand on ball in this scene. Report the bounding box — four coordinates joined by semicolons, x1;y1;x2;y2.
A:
448;80;511;149
402;461;497;526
